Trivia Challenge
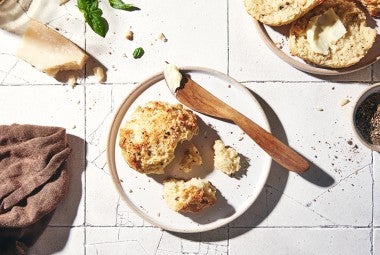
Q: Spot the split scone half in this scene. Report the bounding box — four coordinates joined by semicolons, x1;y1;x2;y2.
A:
289;0;377;68
244;0;324;26
119;101;199;174
163;178;217;213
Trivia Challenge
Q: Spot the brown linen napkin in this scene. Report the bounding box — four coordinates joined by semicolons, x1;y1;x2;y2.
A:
0;124;71;252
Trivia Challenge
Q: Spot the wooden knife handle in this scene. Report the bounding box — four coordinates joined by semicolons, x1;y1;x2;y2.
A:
231;110;309;173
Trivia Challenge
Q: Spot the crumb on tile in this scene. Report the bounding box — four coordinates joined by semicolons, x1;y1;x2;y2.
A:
125;30;134;40
339;98;350;106
68;75;77;88
93;66;106;83
59;0;69;5
158;33;168;42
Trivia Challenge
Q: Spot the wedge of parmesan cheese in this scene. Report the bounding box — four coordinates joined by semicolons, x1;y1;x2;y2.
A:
306;8;347;55
16;19;88;77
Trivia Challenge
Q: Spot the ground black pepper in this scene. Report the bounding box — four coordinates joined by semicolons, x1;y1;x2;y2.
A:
355;92;380;145
370;105;380;144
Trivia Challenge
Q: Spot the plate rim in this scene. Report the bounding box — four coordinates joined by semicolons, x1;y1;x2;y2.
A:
254;20;380;76
106;66;272;233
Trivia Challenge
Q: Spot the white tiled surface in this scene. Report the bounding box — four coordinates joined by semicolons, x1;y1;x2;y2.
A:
0;0;379;254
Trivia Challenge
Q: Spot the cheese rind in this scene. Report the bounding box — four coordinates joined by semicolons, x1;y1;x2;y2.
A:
16;19;88;77
306;8;347;55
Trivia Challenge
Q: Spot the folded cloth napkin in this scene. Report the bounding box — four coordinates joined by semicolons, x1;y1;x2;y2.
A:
0;124;71;253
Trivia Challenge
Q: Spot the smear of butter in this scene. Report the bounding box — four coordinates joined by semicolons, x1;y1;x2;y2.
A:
306;8;347;55
164;62;182;94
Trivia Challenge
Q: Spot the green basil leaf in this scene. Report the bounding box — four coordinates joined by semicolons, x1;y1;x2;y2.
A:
133;47;144;59
77;0;88;11
88;0;99;12
77;0;108;37
88;15;109;37
109;0;139;11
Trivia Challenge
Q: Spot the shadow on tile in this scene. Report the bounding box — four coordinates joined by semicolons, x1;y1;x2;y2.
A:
247;89;334;188
169;89;289;240
31;134;86;253
170;87;335;241
55;53;108;84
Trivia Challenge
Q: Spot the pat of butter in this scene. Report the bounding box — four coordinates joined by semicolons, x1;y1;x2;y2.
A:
306;8;347;55
164;63;182;94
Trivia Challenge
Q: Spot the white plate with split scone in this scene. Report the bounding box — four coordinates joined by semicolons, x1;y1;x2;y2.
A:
245;0;380;75
107;67;271;233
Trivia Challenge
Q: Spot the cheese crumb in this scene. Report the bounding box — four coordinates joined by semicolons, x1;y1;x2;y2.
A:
213;140;240;175
158;33;168;42
68;75;77;88
59;0;69;5
125;30;134;41
93;66;106;83
339;98;350;106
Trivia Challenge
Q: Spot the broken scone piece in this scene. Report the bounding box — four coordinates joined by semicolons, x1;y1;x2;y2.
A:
119;101;199;174
16;19;88;77
163;178;217;213
213;139;241;175
179;143;202;173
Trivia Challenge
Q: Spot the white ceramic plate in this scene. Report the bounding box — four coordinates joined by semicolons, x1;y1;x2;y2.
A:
107;67;271;233
254;17;380;75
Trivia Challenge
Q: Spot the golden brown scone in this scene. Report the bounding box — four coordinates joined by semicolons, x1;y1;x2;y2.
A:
361;0;380;17
163;178;217;213
244;0;324;26
119;101;199;174
289;0;377;68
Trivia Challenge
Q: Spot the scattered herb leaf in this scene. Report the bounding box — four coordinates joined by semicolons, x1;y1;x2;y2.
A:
77;0;109;37
133;47;144;59
109;0;140;11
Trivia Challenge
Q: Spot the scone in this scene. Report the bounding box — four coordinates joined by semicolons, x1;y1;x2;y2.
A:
289;0;377;68
361;0;380;17
119;101;199;174
244;0;324;26
213;140;241;175
163;178;217;213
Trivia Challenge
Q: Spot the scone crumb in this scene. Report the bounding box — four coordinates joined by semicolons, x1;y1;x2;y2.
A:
213;139;241;175
179;143;202;172
163;178;217;213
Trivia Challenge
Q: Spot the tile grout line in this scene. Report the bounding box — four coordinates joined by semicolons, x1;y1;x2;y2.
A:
227;1;230;254
1;80;371;86
371;153;374;255
83;20;87;255
226;0;230;77
45;225;374;229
